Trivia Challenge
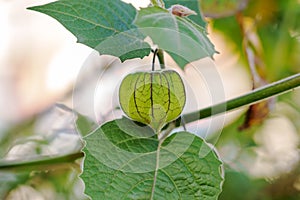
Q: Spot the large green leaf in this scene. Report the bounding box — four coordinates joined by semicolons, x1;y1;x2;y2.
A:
81;117;223;199
135;6;216;69
164;0;207;27
28;0;151;62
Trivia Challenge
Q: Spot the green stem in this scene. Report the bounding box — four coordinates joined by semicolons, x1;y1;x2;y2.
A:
178;73;300;124
157;49;165;69
150;0;165;8
152;49;158;71
0;152;84;170
150;140;161;200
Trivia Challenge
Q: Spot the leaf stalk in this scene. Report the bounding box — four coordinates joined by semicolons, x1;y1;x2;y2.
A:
157;49;165;69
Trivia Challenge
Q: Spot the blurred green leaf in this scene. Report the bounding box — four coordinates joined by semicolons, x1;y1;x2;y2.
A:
219;170;268;200
214;113;258;149
81;117;223;199
28;0;151;62
0;118;36;158
201;0;248;18
212;16;243;55
212;0;300;81
0;172;29;199
255;0;300;80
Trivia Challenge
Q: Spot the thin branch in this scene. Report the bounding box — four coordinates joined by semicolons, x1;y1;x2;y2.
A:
0;152;84;170
178;73;300;125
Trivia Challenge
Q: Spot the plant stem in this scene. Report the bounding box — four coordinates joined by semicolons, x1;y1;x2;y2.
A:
157;49;165;69
151;122;172;199
150;139;162;200
150;0;165;8
152;49;158;71
178;73;300;125
0;152;84;170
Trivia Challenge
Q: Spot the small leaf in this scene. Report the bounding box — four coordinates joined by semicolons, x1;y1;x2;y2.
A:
135;6;216;69
28;0;151;62
81;117;223;199
119;70;186;132
76;113;96;136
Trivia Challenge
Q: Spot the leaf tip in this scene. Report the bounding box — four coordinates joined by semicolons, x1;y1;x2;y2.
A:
26;4;44;12
26;6;36;11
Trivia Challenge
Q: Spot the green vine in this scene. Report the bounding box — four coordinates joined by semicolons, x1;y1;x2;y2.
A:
179;73;300;124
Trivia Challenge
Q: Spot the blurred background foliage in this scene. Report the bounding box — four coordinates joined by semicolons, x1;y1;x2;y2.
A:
0;0;299;199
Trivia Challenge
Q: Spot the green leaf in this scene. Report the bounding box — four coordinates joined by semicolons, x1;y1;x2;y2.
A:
164;0;207;27
28;0;151;62
0;172;29;199
76;113;96;137
135;6;216;69
219;170;268;200
119;70;186;133
201;0;248;18
81;117;223;199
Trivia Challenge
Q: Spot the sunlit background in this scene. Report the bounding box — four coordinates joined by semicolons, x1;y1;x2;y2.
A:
0;0;300;199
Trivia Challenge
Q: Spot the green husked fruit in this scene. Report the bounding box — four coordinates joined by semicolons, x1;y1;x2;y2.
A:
119;69;186;132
